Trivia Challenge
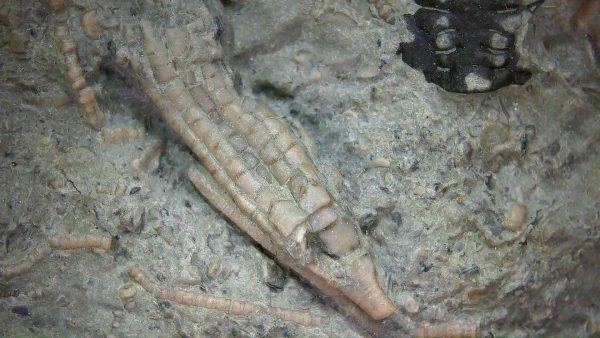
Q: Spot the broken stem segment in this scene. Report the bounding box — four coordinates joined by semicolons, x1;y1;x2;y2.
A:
0;234;112;280
129;266;326;327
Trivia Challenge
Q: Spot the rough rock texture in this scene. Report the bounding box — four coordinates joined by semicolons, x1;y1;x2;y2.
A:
0;0;599;337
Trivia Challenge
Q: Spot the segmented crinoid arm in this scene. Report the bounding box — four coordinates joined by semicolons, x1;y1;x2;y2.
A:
58;0;396;328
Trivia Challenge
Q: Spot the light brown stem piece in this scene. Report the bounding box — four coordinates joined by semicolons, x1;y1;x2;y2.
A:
81;10;104;39
0;234;111;280
48;234;112;251
414;323;480;338
129;267;325;327
129;139;165;177
0;244;52;280
55;25;105;130
101;127;140;144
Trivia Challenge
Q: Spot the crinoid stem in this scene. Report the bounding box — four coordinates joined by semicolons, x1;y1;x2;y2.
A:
55;25;105;130
0;234;112;281
129;139;165;178
101;127;140;144
129;267;326;327
48;234;112;252
0;244;52;280
414;322;480;338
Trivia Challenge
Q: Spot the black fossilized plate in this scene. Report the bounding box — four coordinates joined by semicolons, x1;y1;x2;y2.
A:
398;0;542;93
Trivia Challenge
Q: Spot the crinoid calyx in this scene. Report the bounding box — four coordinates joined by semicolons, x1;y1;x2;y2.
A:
398;0;543;93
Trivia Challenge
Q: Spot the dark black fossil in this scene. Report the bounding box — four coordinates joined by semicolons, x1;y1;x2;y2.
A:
397;0;544;93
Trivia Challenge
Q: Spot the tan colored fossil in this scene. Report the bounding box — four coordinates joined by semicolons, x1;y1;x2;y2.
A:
414;322;480;338
129;267;327;327
0;234;112;280
50;0;398;333
49;234;112;251
369;0;396;24
102;127;141;144
55;25;105;130
129;139;166;177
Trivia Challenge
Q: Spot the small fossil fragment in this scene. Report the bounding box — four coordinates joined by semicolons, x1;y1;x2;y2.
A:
0;234;112;280
369;0;396;24
101;127;140;144
81;10;104;40
504;203;528;232
48;234;112;252
0;244;52;280
129;140;165;178
47;0;65;11
118;284;137;310
400;293;420;314
415;322;479;338
117;207;146;234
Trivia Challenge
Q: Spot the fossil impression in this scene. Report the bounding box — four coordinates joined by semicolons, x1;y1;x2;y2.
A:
51;0;397;332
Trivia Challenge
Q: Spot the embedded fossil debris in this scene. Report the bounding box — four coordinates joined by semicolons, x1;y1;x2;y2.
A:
398;0;544;93
48;0;398;334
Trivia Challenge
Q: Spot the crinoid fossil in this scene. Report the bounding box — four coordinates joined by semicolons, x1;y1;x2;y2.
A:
398;0;544;93
43;0;400;335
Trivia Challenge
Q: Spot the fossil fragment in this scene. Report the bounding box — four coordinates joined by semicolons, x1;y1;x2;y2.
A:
129;139;165;177
0;234;112;280
369;0;396;24
55;25;105;130
118;283;138;310
504;203;528;232
49;234;112;251
130;267;326;327
398;0;542;93
0;244;52;280
414;322;479;338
